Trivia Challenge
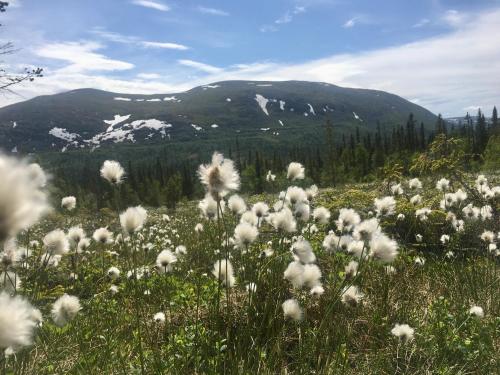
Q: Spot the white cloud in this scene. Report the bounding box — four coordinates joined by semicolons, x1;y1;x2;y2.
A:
276;6;305;23
131;0;170;12
342;15;373;28
260;25;278;33
275;13;293;24
91;28;189;51
137;73;161;79
203;8;500;116
196;6;229;16
442;10;467;27
141;41;189;50
35;42;134;72
343;17;357;28
2;8;499;116
463;105;483;112
177;59;222;74
261;6;307;32
91;29;136;44
413;18;430;28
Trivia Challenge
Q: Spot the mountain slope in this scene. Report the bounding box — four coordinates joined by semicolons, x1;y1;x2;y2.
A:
0;80;437;153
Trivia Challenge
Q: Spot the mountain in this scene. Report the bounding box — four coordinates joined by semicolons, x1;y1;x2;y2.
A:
0;80;437;154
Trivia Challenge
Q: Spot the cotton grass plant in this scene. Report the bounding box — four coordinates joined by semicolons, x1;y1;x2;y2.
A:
0;151;498;374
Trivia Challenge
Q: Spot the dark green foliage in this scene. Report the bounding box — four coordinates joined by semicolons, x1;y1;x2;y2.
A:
0;81;438;153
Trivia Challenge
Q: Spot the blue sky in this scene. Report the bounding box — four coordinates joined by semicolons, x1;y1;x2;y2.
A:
1;0;499;115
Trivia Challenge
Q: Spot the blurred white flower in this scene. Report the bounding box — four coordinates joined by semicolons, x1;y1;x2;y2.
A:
391;323;415;342
0;154;50;244
0;292;38;349
212;259;235;287
51;294;81;327
61;196;76;211
469;305;484;318
341;285;364;306
282;299;303;321
374;196;396;216
312;207;330;225
100;160;125;185
120;206;147;235
43;229;69;256
286;162;305;181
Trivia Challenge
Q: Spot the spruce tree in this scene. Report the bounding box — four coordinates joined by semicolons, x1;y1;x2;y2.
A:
476;109;488;153
492;106;498;135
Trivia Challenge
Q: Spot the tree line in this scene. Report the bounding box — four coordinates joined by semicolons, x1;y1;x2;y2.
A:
49;107;499;211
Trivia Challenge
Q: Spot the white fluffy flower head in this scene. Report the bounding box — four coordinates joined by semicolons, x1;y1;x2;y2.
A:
120;206;147;234
391;323;415;342
228;195;247;215
61;196;76;211
408;178;422;190
469;305;484;318
212;259;235;287
341;285;364;306
43;229;69;256
287;162;305;180
198;152;240;196
313;207;330;225
374;196;396;216
291;238;316;264
156;250;177;273
0;292;38;349
100;160;125;184
234;222;258;249
93;227;113;245
336;208;361;233
282;299;303;321
51;294;81;327
0;155;50;245
436;177;450;191
269;207;296;233
369;234;398;263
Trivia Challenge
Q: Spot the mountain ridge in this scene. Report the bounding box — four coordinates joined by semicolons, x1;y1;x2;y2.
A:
0;80;437;154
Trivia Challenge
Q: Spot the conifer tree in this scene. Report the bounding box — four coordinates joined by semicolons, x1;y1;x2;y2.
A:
492;106;498;134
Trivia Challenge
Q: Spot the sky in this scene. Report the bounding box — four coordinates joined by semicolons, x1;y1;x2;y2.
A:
0;0;499;116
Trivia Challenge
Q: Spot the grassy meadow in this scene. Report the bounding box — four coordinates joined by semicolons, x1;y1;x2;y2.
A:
0;154;499;375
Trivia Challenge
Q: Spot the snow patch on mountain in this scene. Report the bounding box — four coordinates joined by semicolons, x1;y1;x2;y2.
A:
104;114;131;131
353;112;362;121
211;124;219;128
114;97;132;101
129;119;172;131
91;128;135;144
279;120;284;126
255;94;269;116
146;98;161;102
279;100;285;111
307;103;316;115
87;119;172;145
49;127;80;142
191;124;203;131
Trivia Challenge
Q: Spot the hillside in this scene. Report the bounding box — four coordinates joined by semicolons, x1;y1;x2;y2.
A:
0;80;437;154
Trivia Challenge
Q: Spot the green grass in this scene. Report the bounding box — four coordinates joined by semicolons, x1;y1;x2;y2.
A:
3;180;499;374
